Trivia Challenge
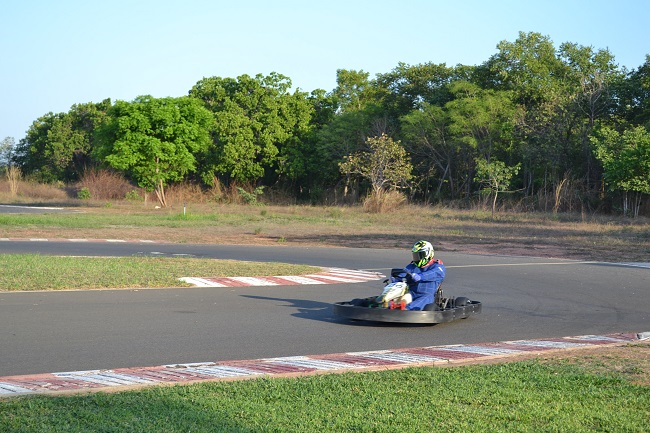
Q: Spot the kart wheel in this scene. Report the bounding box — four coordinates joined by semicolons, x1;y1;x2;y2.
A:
455;297;469;307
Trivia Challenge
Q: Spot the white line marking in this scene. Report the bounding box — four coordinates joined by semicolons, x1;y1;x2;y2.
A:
506;340;589;349
267;357;357;370
305;274;363;282
0;383;34;394
447;261;599;268
356;352;445;363
439;346;523;355
178;277;227;287
228;277;279;286
55;372;155;386
276;276;327;285
184;366;263;377
570;335;630;342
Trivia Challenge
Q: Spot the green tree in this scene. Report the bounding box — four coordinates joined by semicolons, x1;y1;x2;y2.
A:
333;69;375;113
444;81;518;199
189;73;313;185
559;42;623;189
339;134;412;196
446;81;517;159
474;157;521;217
616;55;650;127
486;32;568;106
94;96;213;207
375;62;461;120
13;100;111;182
592;126;650;217
14;112;67;182
400;103;454;201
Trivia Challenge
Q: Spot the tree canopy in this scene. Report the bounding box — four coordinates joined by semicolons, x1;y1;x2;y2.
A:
94;96;213;207
10;32;650;215
189;73;313;185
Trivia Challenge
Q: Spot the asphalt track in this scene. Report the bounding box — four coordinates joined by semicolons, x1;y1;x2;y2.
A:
1;238;649;380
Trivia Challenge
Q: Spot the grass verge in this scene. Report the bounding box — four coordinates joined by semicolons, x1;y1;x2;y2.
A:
1;202;648;262
0;254;318;291
1;354;648;433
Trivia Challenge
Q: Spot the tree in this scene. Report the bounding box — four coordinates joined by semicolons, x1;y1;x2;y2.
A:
592;126;650;217
474;158;521;217
559;42;623;189
0;136;14;170
189;73;313;185
616;55;650;127
12;100;111;183
486;32;568;106
444;81;519;199
375;62;460;119
400;103;454;201
446;81;518;159
13;112;67;182
333;69;375;113
0;136;21;197
339;134;413;196
94;96;213;207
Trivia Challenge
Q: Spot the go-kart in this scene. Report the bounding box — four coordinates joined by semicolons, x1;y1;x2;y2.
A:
333;268;481;324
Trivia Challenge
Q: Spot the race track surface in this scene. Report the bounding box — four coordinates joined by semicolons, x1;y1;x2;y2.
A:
1;239;648;378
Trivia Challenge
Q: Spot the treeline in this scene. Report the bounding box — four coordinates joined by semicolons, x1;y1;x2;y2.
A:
4;32;650;215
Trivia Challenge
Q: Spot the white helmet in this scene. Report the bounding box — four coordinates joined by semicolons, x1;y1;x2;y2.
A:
411;240;434;267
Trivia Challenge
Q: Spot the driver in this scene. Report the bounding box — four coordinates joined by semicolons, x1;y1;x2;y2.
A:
393;240;446;310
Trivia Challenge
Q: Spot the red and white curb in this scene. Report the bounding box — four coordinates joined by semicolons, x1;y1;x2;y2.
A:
179;267;385;287
1;332;647;397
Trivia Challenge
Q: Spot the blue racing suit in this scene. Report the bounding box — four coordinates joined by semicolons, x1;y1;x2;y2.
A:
392;259;445;311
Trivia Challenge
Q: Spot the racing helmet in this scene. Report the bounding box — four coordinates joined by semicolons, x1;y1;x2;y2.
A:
411;240;434;268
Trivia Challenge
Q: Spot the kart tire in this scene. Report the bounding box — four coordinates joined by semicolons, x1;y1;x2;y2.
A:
455;297;469;306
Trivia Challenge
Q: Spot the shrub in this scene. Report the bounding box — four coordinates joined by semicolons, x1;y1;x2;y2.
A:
237;186;265;205
77;169;134;200
125;190;142;201
77;187;91;200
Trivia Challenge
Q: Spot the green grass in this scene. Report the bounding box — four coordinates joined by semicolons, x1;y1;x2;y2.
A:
0;207;347;229
1;362;648;432
0;254;318;291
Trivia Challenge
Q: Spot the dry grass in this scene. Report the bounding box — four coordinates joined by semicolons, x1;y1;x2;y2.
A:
362;189;408;213
0;200;648;262
77;169;137;201
0;179;69;202
0;180;649;262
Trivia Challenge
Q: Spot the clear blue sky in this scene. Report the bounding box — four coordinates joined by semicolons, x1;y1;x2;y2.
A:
2;0;649;143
